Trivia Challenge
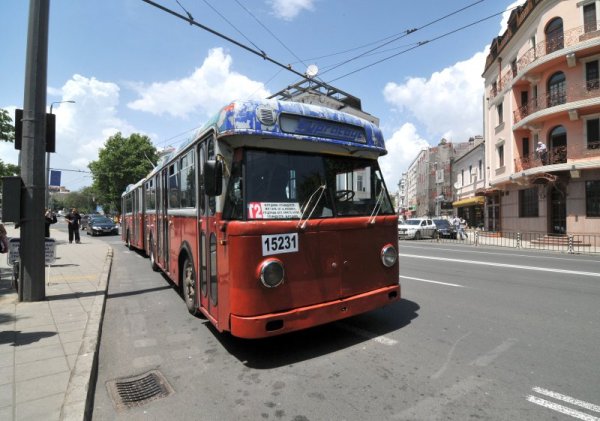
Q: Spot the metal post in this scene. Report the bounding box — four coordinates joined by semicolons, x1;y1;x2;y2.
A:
20;0;50;301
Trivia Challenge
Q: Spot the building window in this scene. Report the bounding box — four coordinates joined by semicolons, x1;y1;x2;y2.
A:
519;188;539;217
522;137;530;157
586;61;599;90
492;81;498;96
585;117;600;150
586;181;600;217
478;160;482;178
469;165;473;182
497;103;504;125
545;17;564;53
547;72;566;107
511;59;517;77
498;144;504;167
584;3;597;33
461;169;465;186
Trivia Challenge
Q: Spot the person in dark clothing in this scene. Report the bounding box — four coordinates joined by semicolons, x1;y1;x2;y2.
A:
44;208;57;238
65;208;81;244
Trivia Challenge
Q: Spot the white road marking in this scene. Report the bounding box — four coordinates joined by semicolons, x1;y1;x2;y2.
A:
400;275;463;288
399;253;600;278
527;396;600;421
336;322;398;346
532;387;600;413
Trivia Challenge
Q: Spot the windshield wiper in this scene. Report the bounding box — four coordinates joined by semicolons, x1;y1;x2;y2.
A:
368;189;385;225
297;184;327;230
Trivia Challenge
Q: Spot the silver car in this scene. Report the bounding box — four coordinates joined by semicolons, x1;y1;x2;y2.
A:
398;218;438;240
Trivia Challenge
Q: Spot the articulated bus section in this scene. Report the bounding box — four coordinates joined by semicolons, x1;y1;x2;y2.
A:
121;99;400;338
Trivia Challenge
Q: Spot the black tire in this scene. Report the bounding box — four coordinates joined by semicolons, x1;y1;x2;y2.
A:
182;257;200;316
414;231;421;240
149;238;159;272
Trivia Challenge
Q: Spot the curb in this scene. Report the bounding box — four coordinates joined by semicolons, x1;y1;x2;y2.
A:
60;246;113;421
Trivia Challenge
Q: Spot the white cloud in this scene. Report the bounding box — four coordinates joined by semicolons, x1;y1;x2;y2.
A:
48;75;139;188
379;123;429;189
383;49;487;143
267;0;315;21
128;48;270;118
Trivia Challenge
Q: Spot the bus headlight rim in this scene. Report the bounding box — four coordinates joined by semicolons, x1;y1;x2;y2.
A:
259;259;285;288
381;244;397;267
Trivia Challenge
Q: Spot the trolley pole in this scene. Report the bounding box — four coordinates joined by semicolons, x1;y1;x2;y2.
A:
20;0;50;301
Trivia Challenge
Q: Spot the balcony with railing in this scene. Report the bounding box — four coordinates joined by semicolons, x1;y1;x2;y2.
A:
489;22;600;100
514;141;600;172
513;79;600;124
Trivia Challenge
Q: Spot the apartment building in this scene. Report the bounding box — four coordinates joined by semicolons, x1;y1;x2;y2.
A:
402;139;477;218
452;136;486;229
483;0;600;234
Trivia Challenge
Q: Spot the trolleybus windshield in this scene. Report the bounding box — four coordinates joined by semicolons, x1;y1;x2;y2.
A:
224;149;394;220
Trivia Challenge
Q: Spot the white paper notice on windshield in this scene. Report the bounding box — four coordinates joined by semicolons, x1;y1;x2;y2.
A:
248;202;301;219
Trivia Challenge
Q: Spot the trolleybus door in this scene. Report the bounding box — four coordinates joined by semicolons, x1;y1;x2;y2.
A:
157;168;169;271
197;137;218;321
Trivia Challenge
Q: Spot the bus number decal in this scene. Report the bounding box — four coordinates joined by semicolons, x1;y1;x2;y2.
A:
262;233;298;256
248;202;264;219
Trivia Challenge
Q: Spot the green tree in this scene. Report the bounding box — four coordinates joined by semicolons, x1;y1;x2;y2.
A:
0;109;19;188
61;186;97;214
0;109;15;143
89;132;157;213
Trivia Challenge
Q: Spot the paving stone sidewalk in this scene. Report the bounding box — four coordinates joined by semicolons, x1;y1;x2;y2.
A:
0;222;113;421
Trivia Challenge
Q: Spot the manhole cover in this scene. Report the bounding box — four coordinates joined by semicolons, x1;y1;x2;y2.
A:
107;370;174;410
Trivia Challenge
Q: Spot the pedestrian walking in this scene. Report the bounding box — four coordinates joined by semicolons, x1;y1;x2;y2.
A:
459;217;469;240
44;208;57;238
0;223;8;254
65;208;82;244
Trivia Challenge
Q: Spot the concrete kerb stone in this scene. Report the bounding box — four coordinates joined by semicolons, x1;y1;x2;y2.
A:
60;246;113;421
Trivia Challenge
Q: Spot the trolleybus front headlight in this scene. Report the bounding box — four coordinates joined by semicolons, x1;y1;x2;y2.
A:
381;244;397;267
259;259;285;288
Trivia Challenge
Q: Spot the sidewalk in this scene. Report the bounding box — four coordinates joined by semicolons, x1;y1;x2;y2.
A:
0;222;113;421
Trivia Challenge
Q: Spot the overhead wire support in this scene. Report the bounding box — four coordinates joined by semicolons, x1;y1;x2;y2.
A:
141;0;307;79
141;0;356;101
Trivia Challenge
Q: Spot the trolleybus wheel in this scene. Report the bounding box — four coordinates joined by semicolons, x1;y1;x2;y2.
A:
149;238;159;272
182;257;199;316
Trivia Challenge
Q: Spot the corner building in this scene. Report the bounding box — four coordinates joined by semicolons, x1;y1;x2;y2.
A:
483;0;600;235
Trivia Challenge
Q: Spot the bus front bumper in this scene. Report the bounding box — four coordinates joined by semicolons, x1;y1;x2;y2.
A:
230;284;401;339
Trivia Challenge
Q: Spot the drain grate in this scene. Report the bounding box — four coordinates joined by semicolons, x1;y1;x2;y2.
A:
107;370;174;410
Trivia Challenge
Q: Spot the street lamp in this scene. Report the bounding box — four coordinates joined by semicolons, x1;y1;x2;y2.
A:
46;100;75;207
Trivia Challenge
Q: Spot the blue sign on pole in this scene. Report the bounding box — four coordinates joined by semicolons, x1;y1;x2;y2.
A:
50;170;61;187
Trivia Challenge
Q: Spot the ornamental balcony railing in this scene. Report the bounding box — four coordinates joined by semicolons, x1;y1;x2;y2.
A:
513;79;600;124
489;22;600;100
514;146;567;171
514;141;600;172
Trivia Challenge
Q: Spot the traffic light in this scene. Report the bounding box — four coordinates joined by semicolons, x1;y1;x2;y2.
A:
14;108;56;152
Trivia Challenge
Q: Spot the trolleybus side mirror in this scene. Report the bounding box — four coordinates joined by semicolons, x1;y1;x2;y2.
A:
205;160;223;196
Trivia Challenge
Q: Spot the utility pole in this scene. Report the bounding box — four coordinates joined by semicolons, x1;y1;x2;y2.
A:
20;0;50;301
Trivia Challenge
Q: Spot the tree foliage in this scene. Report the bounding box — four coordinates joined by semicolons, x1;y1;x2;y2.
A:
88;132;157;213
0;109;15;143
55;186;98;214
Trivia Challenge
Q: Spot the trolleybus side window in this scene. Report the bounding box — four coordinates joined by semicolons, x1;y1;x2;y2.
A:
207;136;216;216
180;150;196;208
146;179;156;210
198;143;206;215
168;163;180;208
223;153;243;220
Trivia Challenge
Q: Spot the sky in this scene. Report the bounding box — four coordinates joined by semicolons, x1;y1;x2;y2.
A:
0;0;520;192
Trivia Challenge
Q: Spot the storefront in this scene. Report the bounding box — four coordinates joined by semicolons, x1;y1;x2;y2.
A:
452;196;485;229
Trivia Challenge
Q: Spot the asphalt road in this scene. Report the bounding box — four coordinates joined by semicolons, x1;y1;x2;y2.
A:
89;235;600;421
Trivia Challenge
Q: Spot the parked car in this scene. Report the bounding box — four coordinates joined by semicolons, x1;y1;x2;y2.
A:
398;218;438;240
432;218;457;239
86;216;119;236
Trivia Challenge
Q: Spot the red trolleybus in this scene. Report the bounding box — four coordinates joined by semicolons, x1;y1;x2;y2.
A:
122;99;400;338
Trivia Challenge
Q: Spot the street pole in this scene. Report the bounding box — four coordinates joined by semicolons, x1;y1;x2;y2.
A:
20;0;50;301
46;100;74;207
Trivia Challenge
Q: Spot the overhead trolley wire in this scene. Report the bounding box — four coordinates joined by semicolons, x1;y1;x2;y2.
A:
326;3;520;84
319;0;487;77
141;0;357;100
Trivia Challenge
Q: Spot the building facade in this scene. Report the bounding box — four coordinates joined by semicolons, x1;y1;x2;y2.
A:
452;136;487;228
483;0;600;234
